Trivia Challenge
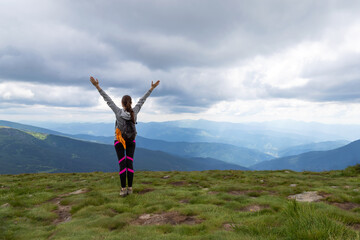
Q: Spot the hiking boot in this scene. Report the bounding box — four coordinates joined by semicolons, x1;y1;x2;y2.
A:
127;187;133;195
120;188;127;197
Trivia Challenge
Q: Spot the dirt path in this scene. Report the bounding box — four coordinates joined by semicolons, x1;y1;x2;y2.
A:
47;188;90;225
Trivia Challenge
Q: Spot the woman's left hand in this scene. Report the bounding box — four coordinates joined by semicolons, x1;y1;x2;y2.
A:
151;80;160;90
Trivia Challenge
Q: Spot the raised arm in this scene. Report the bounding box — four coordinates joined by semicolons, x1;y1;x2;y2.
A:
90;76;121;115
133;80;160;114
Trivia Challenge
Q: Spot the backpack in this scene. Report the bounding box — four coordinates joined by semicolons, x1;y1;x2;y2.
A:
119;119;137;142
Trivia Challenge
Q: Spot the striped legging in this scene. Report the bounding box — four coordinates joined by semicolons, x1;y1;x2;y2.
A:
114;139;136;188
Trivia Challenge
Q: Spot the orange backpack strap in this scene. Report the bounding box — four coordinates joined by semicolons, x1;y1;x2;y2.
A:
116;128;126;149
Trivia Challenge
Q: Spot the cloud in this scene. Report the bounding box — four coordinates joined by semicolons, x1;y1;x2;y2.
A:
0;0;360;117
0;82;98;107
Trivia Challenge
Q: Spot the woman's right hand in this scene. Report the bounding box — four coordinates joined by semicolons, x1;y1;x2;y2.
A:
151;80;160;90
90;76;99;86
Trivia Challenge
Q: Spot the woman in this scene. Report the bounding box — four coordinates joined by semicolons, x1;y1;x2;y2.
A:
90;76;160;196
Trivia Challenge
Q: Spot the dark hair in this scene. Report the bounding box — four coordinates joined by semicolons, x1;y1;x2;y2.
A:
122;95;135;124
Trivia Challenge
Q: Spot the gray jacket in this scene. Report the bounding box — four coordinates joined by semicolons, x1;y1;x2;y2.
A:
98;88;153;140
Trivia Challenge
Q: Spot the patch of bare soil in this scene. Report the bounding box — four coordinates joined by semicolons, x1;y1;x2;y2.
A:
287;191;324;202
47;230;58;240
46;188;89;225
138;188;155;194
318;191;332;198
169;181;186;186
59;188;89;197
330;202;360;211
268;190;278;195
208;191;220;195
238;204;270;212
349;223;360;231
223;175;234;179
228;190;263;195
109;208;119;214
52;198;72;224
179;199;190;204
132;211;202;225
141;181;152;184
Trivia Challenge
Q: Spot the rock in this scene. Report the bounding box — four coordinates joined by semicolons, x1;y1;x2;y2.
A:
68;189;87;195
139;214;151;220
1;203;10;208
290;184;297;187
284;171;290;173
132;212;202;225
58;188;89;197
223;223;241;231
288;191;324;202
259;180;264;183
239;204;269;212
162;175;170;179
353;189;359;192
331;186;338;188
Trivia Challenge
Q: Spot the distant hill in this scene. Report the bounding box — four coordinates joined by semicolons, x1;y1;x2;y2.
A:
23;119;360;156
135;136;272;167
20;120;320;155
0;120;65;135
0;127;248;174
250;140;360;171
135;121;315;156
0;120;272;167
37;135;273;167
278;140;350;157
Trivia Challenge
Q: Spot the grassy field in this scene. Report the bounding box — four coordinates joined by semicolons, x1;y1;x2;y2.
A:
1;166;360;240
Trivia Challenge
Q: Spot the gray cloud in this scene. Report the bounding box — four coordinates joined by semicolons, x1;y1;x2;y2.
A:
266;52;360;102
63;0;340;69
1;0;360;112
266;77;360;102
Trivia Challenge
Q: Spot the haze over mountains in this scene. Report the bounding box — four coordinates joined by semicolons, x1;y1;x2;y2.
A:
251;140;360;172
278;140;350;157
0;119;359;174
0;127;248;174
25;119;359;156
0;120;273;167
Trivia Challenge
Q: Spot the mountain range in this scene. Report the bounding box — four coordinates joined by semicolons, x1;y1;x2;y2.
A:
23;119;359;156
250;140;360;171
0;127;248;174
278;140;350;157
0;120;273;167
1;120;359;173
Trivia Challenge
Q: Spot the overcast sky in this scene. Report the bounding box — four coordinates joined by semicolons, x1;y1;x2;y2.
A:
1;0;360;124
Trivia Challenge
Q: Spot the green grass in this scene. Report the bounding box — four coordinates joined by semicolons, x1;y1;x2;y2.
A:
0;169;359;240
23;131;48;140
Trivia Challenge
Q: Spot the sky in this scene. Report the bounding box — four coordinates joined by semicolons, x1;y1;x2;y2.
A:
1;0;360;124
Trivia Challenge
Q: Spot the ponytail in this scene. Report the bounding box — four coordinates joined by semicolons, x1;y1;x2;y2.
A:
122;95;135;124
